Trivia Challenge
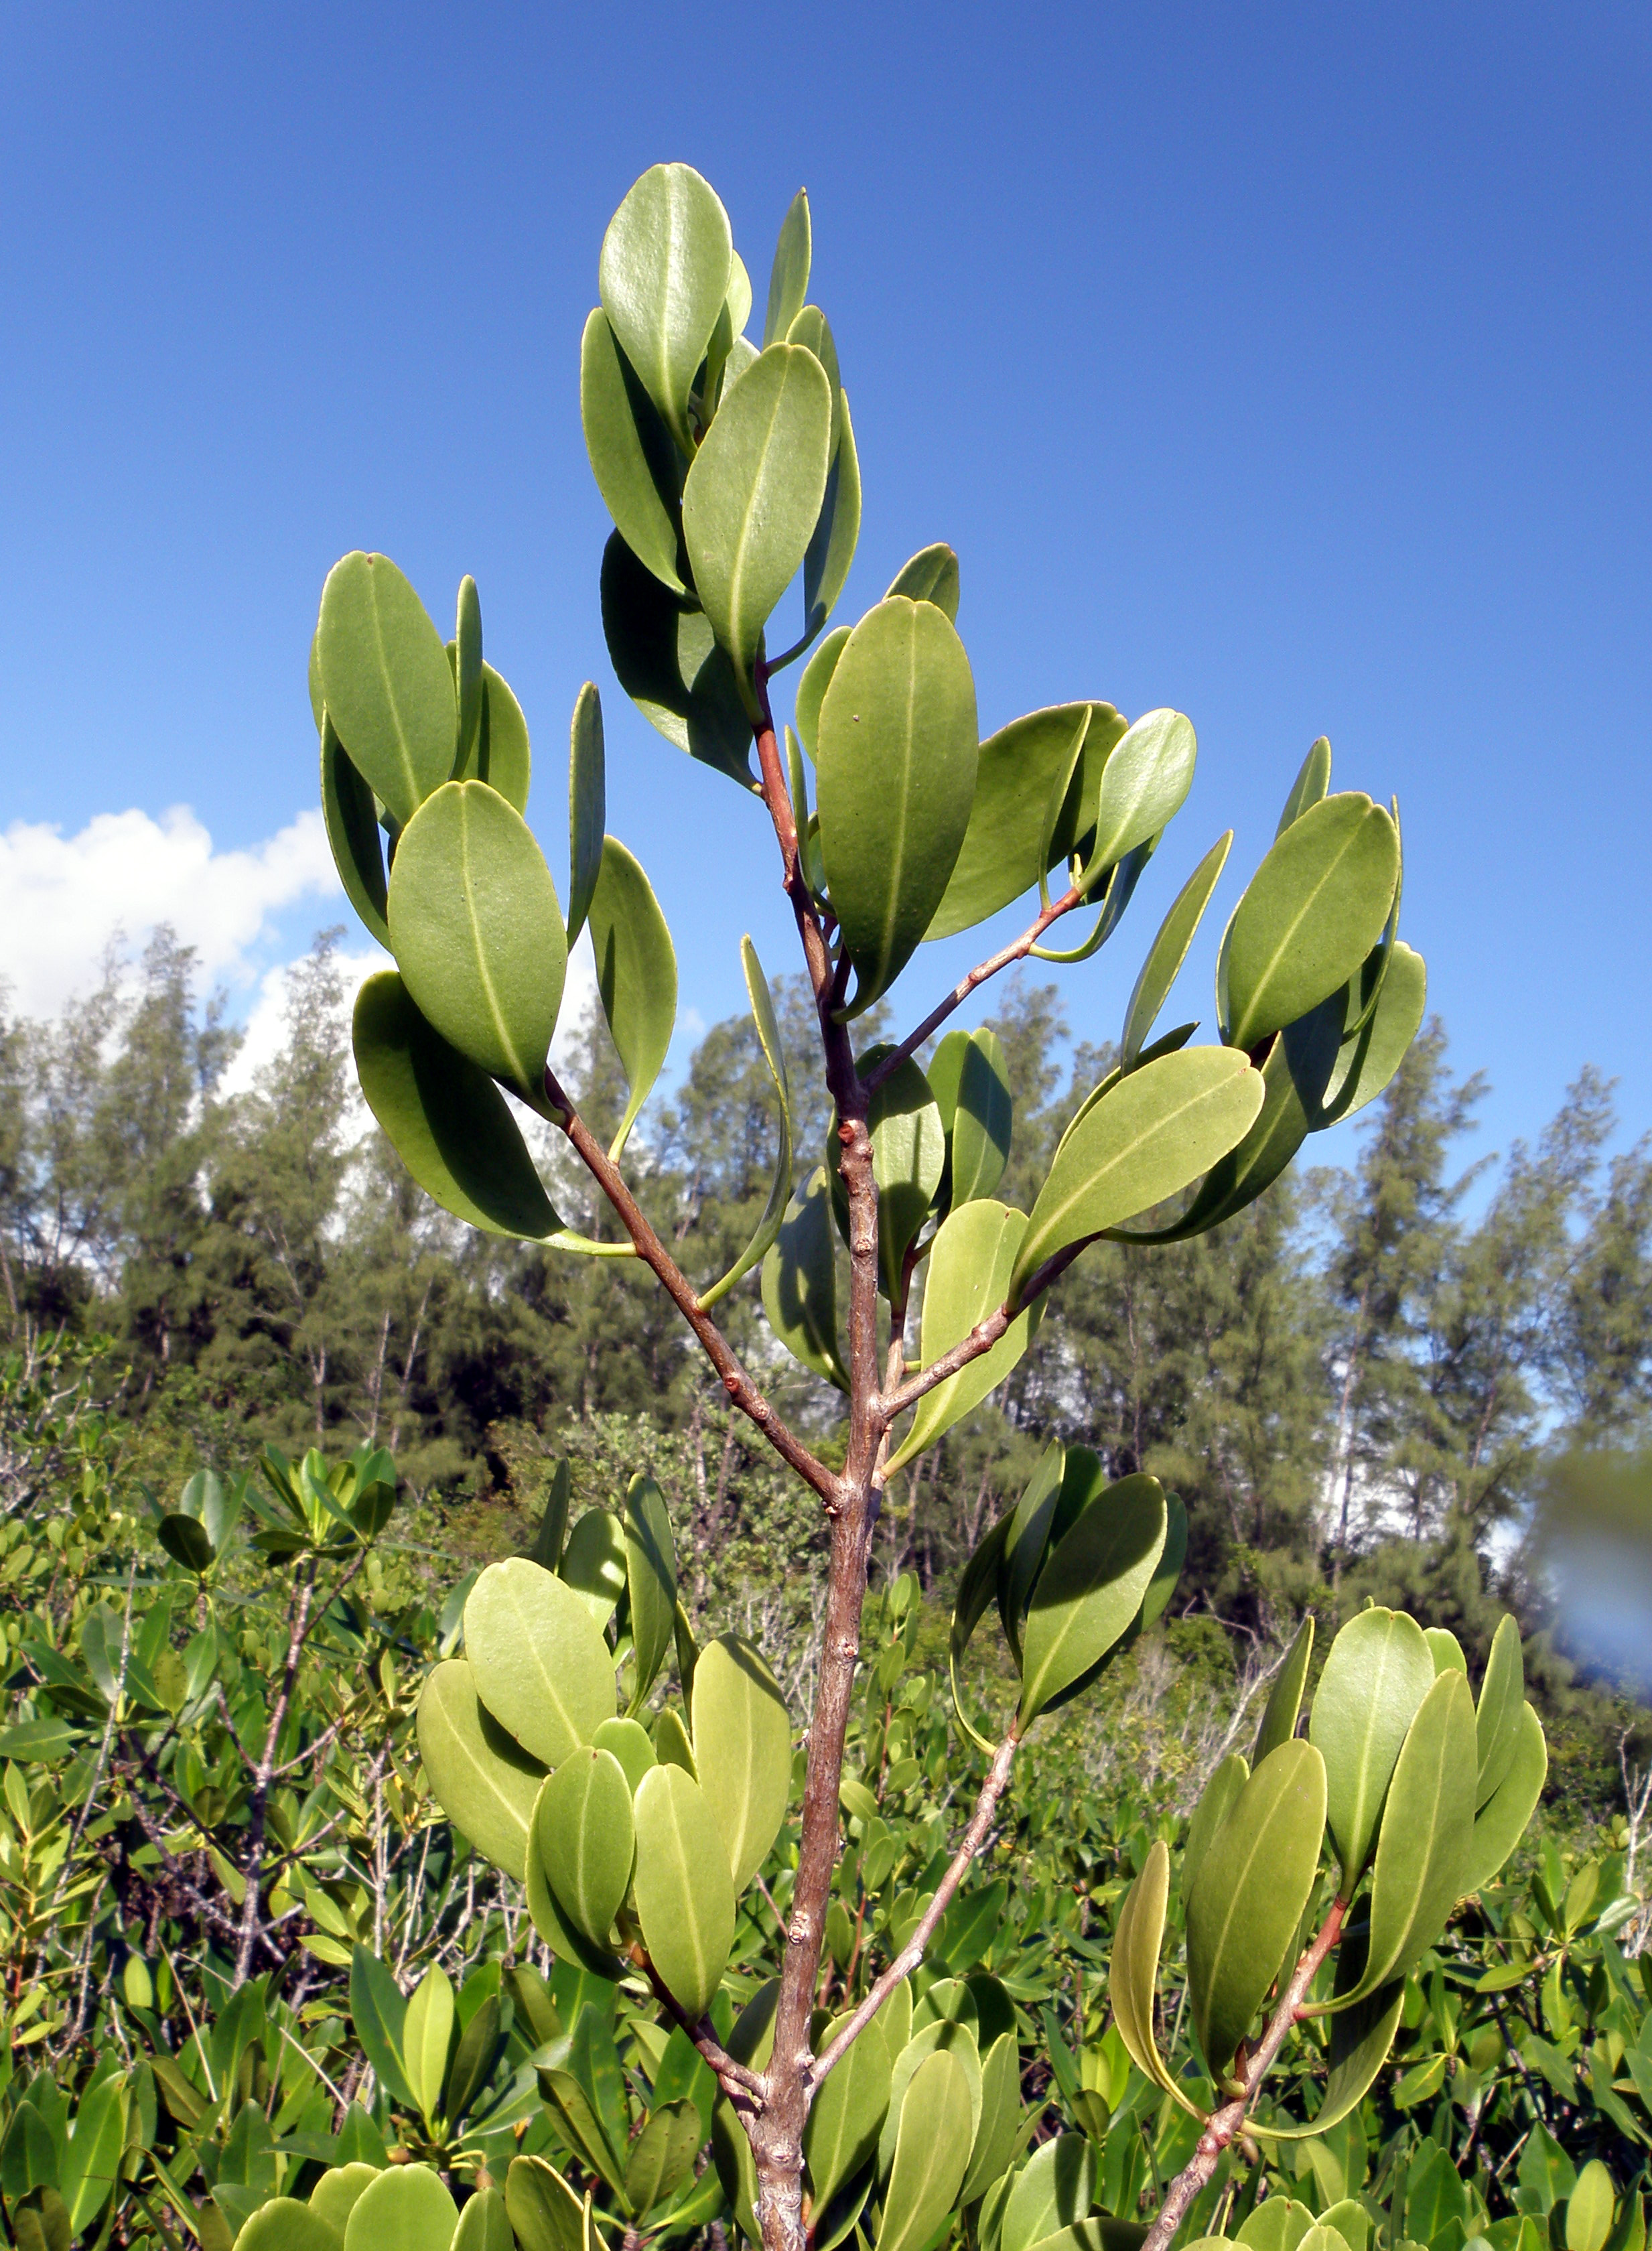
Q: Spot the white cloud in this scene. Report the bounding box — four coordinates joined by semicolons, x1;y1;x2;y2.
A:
218;946;388;1104
0;803;342;1018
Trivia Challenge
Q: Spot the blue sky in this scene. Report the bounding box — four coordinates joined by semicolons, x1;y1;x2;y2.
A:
1;3;1647;1167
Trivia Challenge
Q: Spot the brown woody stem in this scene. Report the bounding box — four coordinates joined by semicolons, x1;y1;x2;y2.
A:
1138;1897;1347;2251
862;887;1083;1097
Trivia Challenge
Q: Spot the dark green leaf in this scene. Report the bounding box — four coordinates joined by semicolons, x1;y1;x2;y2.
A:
803;388;860;641
349;1945;416;2110
588;837;677;1159
817;597;979;1013
761;1167;846;1389
579;309;685;593
1020;1475;1168;1723
624;1474;677;1710
624;2100;702;2219
600;533;756;788
567;684;606;947
1317;942;1426;1127
320;718;390;949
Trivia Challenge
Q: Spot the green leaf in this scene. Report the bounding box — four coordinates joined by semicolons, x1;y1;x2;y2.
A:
625;2100;703;2219
320;719;390;949
600;164;732;453
1186;1738;1328;2080
1568;2164;1617;2251
682;343;833;692
762;1166;846;1387
588;837;677;1160
536;1746;636;1947
1019;1475;1168;1723
561;1507;628;1625
1110;1839;1188;2103
1277;738;1332;835
876;2048;975;2251
464;1558;616;1771
346;1946;414;2107
387;780;566;1105
699;938;793;1308
795;625;850;758
454;575;484;770
950;1512;1014;1752
1255;1615;1315;1762
316;553;456;826
632;1764;736;2020
567;684;606;948
1221;795;1400;1052
1257;1964;1403;2152
1475;1613;1526;1808
453;662;531;812
1425;1627;1467;1675
865;1054;946;1297
403;1964;456;2125
1357;1670;1477;1993
888;1201;1039;1474
525;1781;624;1980
961;2027;1024;2201
806;2014;892;2211
600;532;756;789
445;1993;502;2126
1316;941;1426;1126
58;2075;125;2234
951;1030;1013;1205
1460;1702;1547;1895
624;1475;677;1710
885;544;960;619
452;2187;512;2251
592;1715;656;1793
342;2165;458;2251
1308;1606;1435;1894
926;703;1123;943
533;2068;626;2203
1011;1048;1265;1298
817;597;979;1012
236;2200;343;2251
0;1717;74;1761
1077;709;1196;894
1182;1751;1249;1908
763;188;811;346
692;1631;792;1893
1002;2136;1095;2251
998;1440;1070;1667
579;308;685;594
415;1659;545;1881
1121;833;1232;1070
533;1458;572;1572
803;388;861;642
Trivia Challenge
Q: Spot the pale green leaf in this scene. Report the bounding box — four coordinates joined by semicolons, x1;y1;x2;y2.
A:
805;2013;892;2211
876;2049;975;2251
536;1746;635;1947
600;164;732;452
415;1658;545;1881
1308;1606;1434;1893
342;2165;458;2251
1120;832;1232;1069
1019;1475;1168;1722
579;308;685;594
633;1763;736;2019
888;1201;1039;1474
1255;1615;1314;1762
763;188;811;346
317;552;456;826
567;683;606;947
624;1474;677;1709
692;1631;793;1893
1460;1702;1547;1895
464;1558;616;1771
588;837;677;1159
403;1964;455;2124
884;544;960;619
951;1028;1013;1205
1221;794;1400;1051
1078;709;1196;894
1357;1669;1477;1992
1475;1612;1527;1808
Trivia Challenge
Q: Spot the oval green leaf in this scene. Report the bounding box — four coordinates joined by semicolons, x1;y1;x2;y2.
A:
1079;709;1197;895
805;2013;892;2211
632;1763;736;2021
803;387;861;642
951;1029;1013;1205
1255;1615;1315;1763
416;1657;545;1880
692;1631;793;1893
866;1054;946;1297
387;780;567;1105
817;597;979;1012
1182;1750;1249;1906
1308;1605;1435;1894
795;624;850;758
342;2165;458;2251
537;1745;636;1947
682;342;833;691
453;2187;513;2251
238;2200;343;2251
474;663;531;812
316;552;456;826
1109;1838;1181;2100
1012;1048;1265;1299
888;1201;1038;1475
580;308;685;594
926;703;1120;943
1019;1475;1168;1723
876;2047;975;2251
403;1963;455;2123
560;1507;628;1624
1186;1737;1328;2080
588;837;677;1160
600;163;732;452
1277;738;1332;835
1221;795;1400;1052
320;718;390;949
464;1558;616;1771
884;544;960;619
763;188;811;346
1317;941;1426;1126
624;1473;677;1709
1475;1611;1527;1808
1357;1669;1476;1993
1460;1701;1547;1895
